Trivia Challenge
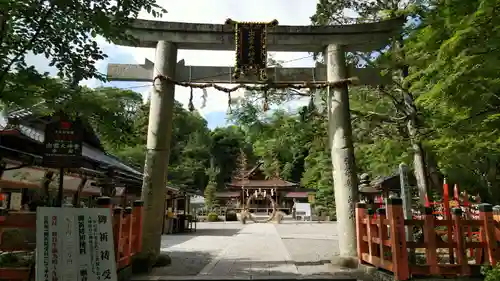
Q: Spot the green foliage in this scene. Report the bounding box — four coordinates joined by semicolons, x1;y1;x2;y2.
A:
204;176;218;210
209;126;248;188
0;0;166;89
306;0;500;204
112;101;212;193
482;264;500;281
207;212;219;222
2;72;142;149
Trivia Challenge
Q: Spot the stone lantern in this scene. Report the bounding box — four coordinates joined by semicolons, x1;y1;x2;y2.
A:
358;173;382;210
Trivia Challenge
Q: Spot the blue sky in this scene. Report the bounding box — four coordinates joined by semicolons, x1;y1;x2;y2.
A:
27;0;324;129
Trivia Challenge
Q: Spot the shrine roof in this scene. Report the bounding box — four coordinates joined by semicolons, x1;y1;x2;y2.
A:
215;191;241;198
284;191;310;198
227;161;299;188
370;172;417;192
227;179;298;188
0;110;143;181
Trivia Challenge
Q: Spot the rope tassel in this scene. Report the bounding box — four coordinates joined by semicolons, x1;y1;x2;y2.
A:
188;87;195;112
263;90;269;112
227;92;232;113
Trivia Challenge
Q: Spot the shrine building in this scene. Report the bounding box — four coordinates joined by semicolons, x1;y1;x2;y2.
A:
215;162;315;214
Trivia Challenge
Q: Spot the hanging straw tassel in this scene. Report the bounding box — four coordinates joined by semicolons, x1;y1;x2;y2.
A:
263;90;269;111
188;86;195;112
308;94;314;109
227;92;232;113
201;88;208;108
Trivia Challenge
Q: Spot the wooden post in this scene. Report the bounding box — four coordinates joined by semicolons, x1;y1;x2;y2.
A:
453;184;460;201
399;163;415;263
479;203;498;265
423;207;438;275
73;177;87;207
122;207;133;267
386;198;410;281
0;160;5;179
366;208;379;263
0;160;5;197
376;208;388;267
452;207;470;276
493;205;500;222
132;200;144;253
113;207;123;264
442;179;454;264
355;202;368;264
463;190;474;257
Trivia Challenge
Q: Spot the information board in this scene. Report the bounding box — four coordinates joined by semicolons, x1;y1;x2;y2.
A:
295;203;312;221
36;207;117;281
42;117;83;168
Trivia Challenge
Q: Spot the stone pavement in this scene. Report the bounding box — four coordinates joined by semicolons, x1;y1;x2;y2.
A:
132;221;356;280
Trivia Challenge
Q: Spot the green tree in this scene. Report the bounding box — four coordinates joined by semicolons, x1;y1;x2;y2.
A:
204;162;219;210
2;72;142;149
0;0;166;94
209;126;249;188
404;0;500;202
113;101;213;193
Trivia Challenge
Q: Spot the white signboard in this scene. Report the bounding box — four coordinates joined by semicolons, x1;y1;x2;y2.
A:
36;207;117;281
295;203;312;220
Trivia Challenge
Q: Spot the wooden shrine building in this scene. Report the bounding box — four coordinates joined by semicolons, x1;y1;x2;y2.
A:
216;162;315;214
0;108;143;210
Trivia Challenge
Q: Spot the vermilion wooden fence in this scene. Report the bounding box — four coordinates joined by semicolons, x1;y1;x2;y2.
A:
356;198;500;280
0;197;144;281
96;197;144;270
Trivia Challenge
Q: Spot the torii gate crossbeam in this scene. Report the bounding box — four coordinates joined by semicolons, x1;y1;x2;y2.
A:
107;59;391;85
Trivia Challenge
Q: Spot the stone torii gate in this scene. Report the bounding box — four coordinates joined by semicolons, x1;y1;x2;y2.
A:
107;17;404;264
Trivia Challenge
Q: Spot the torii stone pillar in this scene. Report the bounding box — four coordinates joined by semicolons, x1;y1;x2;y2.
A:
326;44;358;259
141;40;177;258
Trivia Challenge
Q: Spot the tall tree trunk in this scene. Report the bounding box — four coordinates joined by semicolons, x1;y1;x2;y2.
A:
408;122;429;205
426;152;443;195
486;158;499;204
400;40;430;205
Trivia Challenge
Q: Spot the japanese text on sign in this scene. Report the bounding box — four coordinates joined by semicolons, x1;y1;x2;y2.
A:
42;117;83;168
36;207;117;281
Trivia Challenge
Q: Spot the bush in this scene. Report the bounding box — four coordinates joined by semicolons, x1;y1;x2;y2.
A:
207;212;219;222
315;205;328;215
226;210;237;221
328;209;337;221
482;264;500;281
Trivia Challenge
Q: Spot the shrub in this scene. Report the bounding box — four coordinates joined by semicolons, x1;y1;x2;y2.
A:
226;210;237;221
328;209;337;221
207;212;219;222
482;264;500;281
315;205;328;216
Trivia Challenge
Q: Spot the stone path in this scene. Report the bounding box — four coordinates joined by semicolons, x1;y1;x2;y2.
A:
133;221;356;280
199;223;298;276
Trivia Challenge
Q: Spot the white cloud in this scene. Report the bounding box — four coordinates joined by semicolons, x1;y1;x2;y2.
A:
24;0;320;125
110;0;318;117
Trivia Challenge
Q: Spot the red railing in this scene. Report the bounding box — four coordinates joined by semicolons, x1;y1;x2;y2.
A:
0;211;36;280
356;198;500;280
95;197;144;271
0;197;144;280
